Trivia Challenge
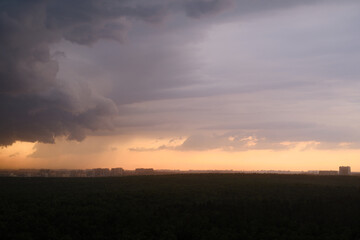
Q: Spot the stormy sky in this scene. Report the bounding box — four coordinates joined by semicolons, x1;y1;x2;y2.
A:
1;0;360;170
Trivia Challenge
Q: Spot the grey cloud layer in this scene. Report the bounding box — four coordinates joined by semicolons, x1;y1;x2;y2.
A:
2;0;360;150
0;0;233;146
117;0;360;151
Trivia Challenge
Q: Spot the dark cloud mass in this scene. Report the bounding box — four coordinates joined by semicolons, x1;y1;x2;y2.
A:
184;0;233;18
0;0;232;146
2;0;359;150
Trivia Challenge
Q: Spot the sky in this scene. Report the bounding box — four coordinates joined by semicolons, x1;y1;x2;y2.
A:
1;0;360;171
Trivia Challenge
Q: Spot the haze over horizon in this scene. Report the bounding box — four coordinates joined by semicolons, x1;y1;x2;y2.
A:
1;0;360;171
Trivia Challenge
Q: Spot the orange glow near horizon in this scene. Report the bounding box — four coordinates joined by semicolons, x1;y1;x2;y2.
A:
0;141;36;169
1;138;360;171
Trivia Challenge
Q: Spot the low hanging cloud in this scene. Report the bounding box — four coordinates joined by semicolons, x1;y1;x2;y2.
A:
128;133;360;153
128;133;293;152
0;0;233;146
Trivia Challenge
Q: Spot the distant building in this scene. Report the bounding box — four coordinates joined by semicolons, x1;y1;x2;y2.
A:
39;169;51;177
135;168;154;175
69;170;86;177
111;168;124;176
86;169;95;177
339;166;351;175
319;171;338;175
92;168;110;177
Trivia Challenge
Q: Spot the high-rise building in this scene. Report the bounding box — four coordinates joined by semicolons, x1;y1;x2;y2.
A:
339;166;351;175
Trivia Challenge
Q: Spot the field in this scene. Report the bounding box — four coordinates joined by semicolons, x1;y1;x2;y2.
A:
1;174;360;240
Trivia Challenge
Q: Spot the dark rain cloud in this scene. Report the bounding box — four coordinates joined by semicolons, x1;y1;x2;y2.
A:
0;0;233;146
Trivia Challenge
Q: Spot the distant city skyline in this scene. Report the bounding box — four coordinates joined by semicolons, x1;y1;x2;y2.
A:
0;165;354;178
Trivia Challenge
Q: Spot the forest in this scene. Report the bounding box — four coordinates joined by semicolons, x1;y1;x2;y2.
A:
1;174;360;240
